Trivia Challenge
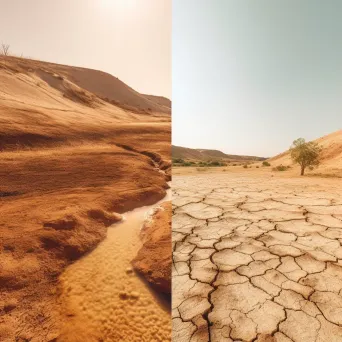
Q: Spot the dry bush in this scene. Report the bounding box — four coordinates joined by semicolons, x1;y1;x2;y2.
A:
1;43;10;56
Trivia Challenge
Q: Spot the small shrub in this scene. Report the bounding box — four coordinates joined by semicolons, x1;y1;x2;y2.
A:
308;166;314;171
273;165;287;171
243;164;248;169
172;158;184;164
262;161;271;167
256;166;259;168
196;167;208;172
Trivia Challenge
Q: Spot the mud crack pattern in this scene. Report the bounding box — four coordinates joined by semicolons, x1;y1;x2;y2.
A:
172;174;342;342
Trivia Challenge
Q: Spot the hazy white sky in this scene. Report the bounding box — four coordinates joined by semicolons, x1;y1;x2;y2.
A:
0;0;171;98
173;0;342;157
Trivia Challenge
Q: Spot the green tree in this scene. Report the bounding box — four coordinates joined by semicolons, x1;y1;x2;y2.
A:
290;138;321;176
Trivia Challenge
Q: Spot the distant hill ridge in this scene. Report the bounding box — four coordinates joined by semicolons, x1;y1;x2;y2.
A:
172;145;266;161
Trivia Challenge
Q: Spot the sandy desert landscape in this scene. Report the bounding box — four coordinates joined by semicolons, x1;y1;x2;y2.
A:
0;56;171;341
172;131;342;342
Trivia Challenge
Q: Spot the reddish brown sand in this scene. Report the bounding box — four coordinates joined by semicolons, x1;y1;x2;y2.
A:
0;56;170;341
132;201;172;294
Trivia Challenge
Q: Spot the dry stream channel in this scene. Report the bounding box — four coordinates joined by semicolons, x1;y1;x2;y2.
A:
59;188;171;342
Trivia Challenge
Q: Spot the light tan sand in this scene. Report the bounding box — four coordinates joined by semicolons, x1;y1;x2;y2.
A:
59;189;171;342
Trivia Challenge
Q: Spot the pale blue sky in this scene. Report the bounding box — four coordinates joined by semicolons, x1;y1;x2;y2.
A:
172;0;342;157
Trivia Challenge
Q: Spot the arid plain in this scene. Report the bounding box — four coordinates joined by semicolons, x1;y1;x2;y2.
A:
172;131;342;342
0;56;171;341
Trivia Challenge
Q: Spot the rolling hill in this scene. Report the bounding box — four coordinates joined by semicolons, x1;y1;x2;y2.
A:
172;145;266;162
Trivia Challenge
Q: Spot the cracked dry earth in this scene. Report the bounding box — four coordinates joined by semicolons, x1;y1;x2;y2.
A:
172;173;342;342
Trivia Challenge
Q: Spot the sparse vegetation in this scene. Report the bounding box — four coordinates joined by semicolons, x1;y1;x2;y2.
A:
262;161;271;167
209;161;220;166
172;158;184;164
243;164;248;168
209;161;226;167
290;138;322;176
173;159;229;167
186;160;228;168
272;165;290;172
307;172;342;179
1;43;10;56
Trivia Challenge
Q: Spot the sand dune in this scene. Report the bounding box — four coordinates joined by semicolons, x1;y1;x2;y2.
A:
0;56;170;341
0;56;170;117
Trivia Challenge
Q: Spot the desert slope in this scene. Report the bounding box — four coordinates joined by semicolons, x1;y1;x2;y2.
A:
0;56;170;341
269;129;342;172
0;56;171;116
172;145;266;161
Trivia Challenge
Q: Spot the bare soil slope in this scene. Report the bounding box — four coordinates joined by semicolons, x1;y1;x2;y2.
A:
0;56;170;341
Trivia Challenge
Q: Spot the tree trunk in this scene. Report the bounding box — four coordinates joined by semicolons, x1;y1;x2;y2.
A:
301;165;305;176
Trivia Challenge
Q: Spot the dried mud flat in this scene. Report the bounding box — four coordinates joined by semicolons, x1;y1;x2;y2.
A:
172;172;342;342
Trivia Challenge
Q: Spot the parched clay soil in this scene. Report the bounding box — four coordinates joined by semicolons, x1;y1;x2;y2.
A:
58;194;172;342
172;171;342;342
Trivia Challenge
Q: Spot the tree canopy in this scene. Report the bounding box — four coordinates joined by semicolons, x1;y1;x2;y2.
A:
290;138;321;175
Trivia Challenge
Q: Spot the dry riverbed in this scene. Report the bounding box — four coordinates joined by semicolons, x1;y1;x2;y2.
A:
172;171;342;342
59;190;172;342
